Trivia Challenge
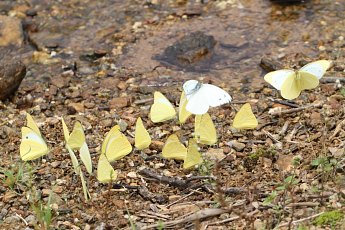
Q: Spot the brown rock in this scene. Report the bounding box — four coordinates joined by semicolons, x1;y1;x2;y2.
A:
109;97;130;109
0;15;23;47
51;75;70;88
117;81;128;90
100;77;120;90
68;102;85;113
0;59;26;100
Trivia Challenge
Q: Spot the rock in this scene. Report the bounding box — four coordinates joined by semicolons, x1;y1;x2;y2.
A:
0;59;26;100
25;214;37;226
4;215;20;224
204;148;226;161
227;140;246;152
0;208;8;220
68;102;85;113
0;15;23;47
32;51;60;65
28;31;63;50
51;75;70;88
100;78;120;90
155;31;216;70
109;97;130;109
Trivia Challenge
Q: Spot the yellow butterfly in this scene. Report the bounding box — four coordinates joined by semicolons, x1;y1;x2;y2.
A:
20;113;49;161
97;154;117;183
194;113;217;145
61;118;91;200
62;119;92;174
178;91;192;124
183;139;203;170
150;91;176;123
232;103;258;130
162;134;187;160
135;117;151;150
264;60;331;100
102;125;132;162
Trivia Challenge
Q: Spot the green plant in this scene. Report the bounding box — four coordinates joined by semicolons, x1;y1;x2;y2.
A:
313;210;344;228
339;87;345;97
1;162;26;191
311;156;338;172
198;159;214;176
157;220;165;230
30;189;53;230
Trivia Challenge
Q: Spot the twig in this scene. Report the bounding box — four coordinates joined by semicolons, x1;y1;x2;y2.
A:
268;98;299;108
263;130;281;143
268;103;323;116
138;200;245;230
277;211;325;228
134;98;153;105
138;169;214;189
166;189;201;208
278;121;290;138
208;210;258;226
320;77;345;83
15;213;28;226
286;202;320;207
330;118;345;139
286;124;302;142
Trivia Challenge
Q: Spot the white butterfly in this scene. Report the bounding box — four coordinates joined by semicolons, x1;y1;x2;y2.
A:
183;80;232;115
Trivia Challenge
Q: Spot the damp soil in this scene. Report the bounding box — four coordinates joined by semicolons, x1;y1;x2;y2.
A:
0;0;345;229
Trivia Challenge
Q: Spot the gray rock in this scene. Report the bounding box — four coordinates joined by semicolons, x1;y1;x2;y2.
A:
227;140;246;152
25;214;37;226
4;215;20;224
0;59;26;100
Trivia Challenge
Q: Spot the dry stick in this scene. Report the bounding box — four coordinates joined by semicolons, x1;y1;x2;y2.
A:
262;130;281;143
268;103;323;116
207;210;259;226
330;118;345;139
277;211;325;228
286;202;320;207
268;98;299;108
15;212;28;226
138;200;245;230
320;77;345;83
166;189;201;208
133;98;153;105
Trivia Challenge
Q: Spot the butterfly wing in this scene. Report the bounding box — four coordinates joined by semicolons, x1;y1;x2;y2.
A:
264;70;295;90
178;91;192;124
20;127;49;161
202;84;232;107
280;73;303;99
186;84;231;115
299;60;331;80
194;113;217;145
79;142;92;174
162;134;187;160
134;117;151;150
26;113;41;136
232;103;258;130
97;154;117;183
61;118;70;142
67;122;85;150
150;91;176;123
104;126;132;162
183;139;203;170
79;169;91;200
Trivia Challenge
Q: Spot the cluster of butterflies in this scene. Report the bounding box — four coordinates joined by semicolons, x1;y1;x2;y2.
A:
19;60;331;200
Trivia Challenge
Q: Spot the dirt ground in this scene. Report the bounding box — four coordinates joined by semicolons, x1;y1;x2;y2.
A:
0;0;345;229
